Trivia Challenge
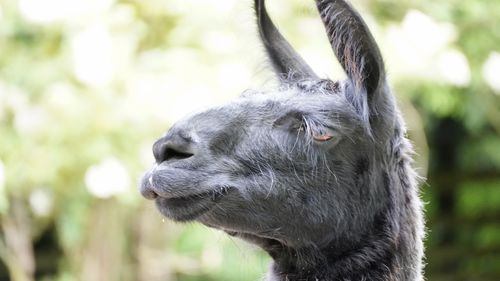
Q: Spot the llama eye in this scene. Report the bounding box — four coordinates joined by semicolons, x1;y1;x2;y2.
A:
312;133;333;142
311;127;335;142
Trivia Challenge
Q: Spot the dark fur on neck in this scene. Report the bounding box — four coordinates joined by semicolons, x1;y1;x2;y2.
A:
231;205;404;281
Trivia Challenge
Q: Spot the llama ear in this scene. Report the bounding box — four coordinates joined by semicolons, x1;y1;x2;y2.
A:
315;0;385;98
255;0;318;81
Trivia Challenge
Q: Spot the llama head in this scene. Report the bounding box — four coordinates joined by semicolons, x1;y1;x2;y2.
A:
140;0;397;249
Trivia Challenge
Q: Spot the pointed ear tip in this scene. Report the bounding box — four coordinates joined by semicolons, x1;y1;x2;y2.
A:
255;0;318;81
316;0;386;89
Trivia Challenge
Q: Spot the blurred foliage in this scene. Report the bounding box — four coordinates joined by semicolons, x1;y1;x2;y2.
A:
0;0;499;281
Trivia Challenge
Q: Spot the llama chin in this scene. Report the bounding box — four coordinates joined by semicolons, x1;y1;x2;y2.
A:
140;0;425;280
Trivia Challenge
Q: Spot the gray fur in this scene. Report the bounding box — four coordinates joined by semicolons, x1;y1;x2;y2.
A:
140;0;425;280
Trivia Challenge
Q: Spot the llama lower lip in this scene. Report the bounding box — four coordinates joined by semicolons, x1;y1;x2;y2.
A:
154;187;232;221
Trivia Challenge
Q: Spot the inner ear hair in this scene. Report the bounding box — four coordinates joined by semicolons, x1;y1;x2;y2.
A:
315;0;385;96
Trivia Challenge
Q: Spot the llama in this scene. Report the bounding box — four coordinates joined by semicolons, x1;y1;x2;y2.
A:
140;0;425;280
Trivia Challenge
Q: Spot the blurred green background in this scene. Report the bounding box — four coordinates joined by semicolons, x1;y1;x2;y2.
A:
0;0;499;280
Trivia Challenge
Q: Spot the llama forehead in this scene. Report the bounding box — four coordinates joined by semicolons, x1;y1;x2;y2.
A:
180;87;349;125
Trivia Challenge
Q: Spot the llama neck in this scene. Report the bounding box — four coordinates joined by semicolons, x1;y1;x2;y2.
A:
266;203;422;281
266;210;419;281
265;136;424;281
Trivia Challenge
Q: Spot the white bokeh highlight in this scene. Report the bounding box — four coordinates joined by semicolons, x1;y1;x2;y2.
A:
437;49;471;87
29;188;53;217
85;157;131;198
482;52;500;94
71;25;114;86
384;9;464;85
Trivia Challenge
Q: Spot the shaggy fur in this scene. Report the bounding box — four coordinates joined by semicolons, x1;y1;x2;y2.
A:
140;0;425;280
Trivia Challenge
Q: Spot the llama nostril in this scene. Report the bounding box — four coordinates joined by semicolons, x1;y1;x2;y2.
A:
153;136;195;163
163;147;194;162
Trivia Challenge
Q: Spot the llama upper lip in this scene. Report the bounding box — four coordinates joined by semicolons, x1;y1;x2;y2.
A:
140;166;216;200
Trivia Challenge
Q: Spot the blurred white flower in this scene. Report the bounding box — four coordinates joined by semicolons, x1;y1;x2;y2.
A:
437;50;471;87
19;0;115;24
401;10;456;56
29;188;53;217
385;10;457;79
70;17;140;87
482;52;500;93
85;157;131;198
71;25;114;86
